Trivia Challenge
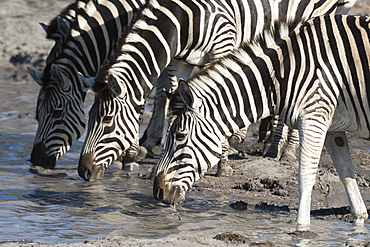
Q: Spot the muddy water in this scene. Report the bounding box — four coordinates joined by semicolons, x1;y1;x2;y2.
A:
0;80;369;246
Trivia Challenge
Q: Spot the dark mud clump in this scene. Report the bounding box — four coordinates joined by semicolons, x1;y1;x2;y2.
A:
255;202;290;212
214;233;250;244
230;200;248;210
234;177;290;197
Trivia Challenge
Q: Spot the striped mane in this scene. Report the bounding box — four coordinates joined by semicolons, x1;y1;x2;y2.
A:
45;1;80;40
93;3;153;93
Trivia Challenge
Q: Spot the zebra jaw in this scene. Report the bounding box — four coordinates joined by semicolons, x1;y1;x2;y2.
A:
153;172;185;206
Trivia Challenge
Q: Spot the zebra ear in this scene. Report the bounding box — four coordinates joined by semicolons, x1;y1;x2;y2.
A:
108;74;127;98
56;16;70;39
77;72;93;91
39;22;50;35
178;79;193;107
27;66;43;86
50;64;72;91
85;76;95;88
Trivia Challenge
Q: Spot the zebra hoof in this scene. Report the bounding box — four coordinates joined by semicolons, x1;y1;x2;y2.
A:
280;152;297;162
216;167;233;177
228;146;239;156
263;151;279;159
136;146;148;160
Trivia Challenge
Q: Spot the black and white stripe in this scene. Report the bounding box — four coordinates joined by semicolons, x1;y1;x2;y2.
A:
28;0;147;167
79;0;347;180
154;14;369;231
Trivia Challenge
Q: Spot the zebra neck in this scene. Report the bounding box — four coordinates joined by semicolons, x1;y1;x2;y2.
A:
106;0;193;97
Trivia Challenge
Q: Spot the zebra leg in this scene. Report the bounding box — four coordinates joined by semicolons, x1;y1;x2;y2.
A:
140;71;171;158
258;116;274;143
228;127;248;155
122;134;140;170
264;118;289;159
296;117;328;231
280;128;299;161
216;138;233;177
324;131;368;226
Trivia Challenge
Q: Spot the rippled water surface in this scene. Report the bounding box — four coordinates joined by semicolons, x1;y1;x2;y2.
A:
0;80;369;245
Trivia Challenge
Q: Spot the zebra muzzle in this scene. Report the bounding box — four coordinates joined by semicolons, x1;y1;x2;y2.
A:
30;142;57;168
78;153;104;181
153;172;184;206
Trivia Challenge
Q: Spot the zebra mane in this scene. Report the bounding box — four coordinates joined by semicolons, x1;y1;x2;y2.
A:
70;0;106;33
93;3;153;93
45;1;81;40
41;0;97;85
41;0;145;87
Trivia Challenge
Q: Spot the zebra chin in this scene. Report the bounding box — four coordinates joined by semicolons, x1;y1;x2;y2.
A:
153;172;185;206
30;142;57;168
78;153;105;181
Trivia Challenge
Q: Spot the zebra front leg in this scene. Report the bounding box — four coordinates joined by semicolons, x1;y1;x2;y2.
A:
140;72;171;158
216;138;233;177
123;134;140;171
324;131;368;226
281;128;299;161
228;127;248;155
296;116;328;231
260;115;284;158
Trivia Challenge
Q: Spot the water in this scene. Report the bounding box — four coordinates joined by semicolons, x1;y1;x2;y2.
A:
0;80;369;245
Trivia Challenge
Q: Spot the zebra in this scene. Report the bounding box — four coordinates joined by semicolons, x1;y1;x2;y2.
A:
153;14;370;231
78;0;356;181
27;0;148;168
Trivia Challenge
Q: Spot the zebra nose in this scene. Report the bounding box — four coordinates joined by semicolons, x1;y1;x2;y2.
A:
78;153;104;181
30;142;57;168
153;172;184;205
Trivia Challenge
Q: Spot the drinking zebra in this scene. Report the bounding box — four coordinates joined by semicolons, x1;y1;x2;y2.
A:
27;0;148;167
153;14;370;231
79;0;352;181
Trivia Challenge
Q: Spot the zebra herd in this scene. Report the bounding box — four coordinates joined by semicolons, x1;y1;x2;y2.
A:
27;0;369;231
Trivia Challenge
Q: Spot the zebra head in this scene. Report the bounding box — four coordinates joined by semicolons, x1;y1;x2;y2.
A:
153;80;223;206
78;74;142;181
28;64;90;168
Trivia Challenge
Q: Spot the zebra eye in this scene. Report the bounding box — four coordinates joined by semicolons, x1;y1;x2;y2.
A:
102;115;113;123
52;108;63;118
175;130;187;141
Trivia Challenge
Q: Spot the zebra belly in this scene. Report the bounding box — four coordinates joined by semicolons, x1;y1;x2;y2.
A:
329;97;370;139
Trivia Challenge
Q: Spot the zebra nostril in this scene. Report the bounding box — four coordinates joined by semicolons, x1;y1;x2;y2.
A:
153;172;167;202
78;153;105;181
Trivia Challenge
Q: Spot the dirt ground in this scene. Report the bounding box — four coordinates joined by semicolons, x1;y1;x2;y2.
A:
1;0;370;246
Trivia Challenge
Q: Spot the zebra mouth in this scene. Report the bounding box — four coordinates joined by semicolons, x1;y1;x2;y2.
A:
30;142;57;168
78;152;105;181
153;172;185;206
